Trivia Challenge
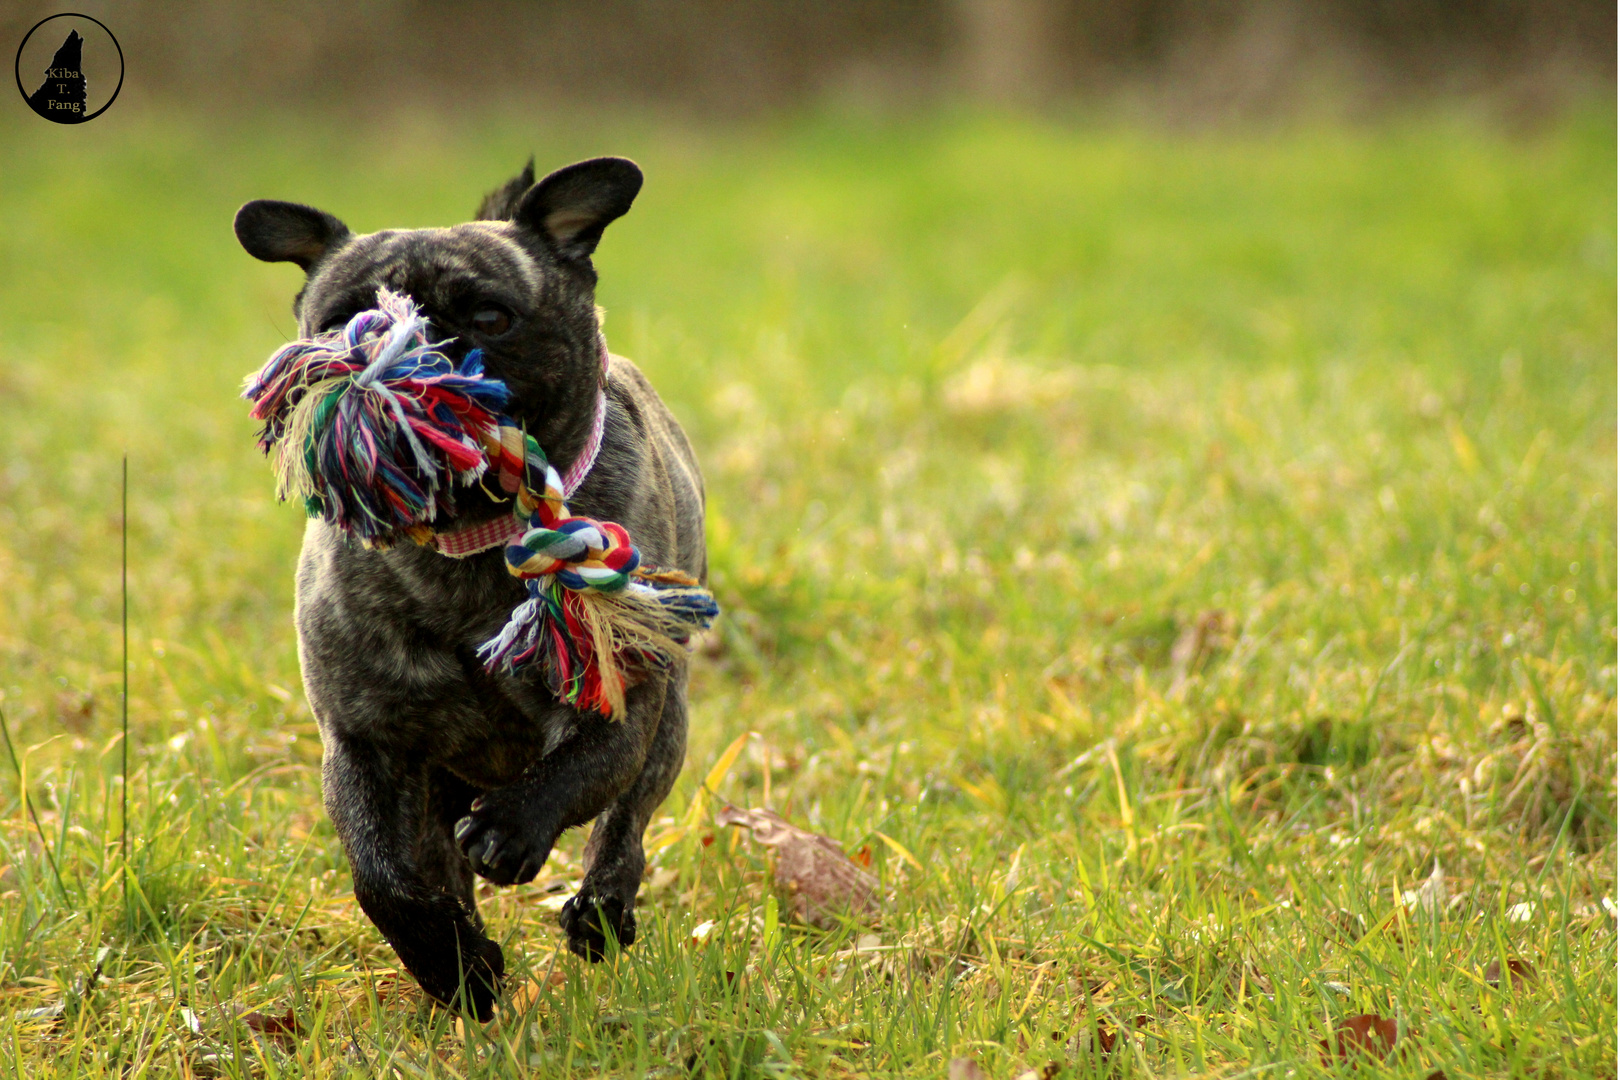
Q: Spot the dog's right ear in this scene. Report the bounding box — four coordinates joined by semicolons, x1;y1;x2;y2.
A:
234;200;351;272
515;157;643;263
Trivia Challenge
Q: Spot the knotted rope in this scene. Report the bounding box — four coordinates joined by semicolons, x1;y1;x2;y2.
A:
243;288;718;717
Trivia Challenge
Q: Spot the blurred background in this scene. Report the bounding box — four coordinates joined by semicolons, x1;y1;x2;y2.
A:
3;0;1614;121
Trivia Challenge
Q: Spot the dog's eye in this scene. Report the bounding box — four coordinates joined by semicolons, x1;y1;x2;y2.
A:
471;306;512;336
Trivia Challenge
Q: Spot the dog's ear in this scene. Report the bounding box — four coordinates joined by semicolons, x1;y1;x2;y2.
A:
234;200;351;272
476;157;536;221
515;157;642;262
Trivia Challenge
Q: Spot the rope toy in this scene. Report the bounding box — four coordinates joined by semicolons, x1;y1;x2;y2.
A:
243;288;719;717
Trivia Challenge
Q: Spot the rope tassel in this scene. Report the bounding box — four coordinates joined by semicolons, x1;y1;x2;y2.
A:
243;288;719;718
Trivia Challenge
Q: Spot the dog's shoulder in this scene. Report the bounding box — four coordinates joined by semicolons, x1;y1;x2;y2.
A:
604;354;701;489
580;353;706;579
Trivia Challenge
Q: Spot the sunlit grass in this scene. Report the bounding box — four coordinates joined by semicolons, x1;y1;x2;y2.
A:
0;102;1614;1077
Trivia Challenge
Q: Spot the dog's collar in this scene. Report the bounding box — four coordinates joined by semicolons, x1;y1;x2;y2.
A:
435;337;609;558
559;347;609;496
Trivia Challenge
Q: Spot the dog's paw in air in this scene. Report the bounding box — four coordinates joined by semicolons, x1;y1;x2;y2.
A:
453;793;556;886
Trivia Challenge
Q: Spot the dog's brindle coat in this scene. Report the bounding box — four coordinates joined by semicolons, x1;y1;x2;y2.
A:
235;157;705;1020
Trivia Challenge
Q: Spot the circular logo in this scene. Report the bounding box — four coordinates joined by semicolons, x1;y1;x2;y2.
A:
15;13;123;124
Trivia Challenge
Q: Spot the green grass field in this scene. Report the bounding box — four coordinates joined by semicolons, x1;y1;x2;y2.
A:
0;103;1614;1078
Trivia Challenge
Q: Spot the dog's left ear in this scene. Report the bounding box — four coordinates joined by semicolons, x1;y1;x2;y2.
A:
476;157;535;221
515;157;643;263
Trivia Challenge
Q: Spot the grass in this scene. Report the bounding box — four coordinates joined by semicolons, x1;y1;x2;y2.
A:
0;100;1614;1077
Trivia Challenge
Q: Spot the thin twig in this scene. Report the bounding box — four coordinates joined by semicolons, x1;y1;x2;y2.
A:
123;452;131;930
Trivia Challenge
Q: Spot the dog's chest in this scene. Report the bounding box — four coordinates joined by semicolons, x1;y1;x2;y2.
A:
297;526;579;781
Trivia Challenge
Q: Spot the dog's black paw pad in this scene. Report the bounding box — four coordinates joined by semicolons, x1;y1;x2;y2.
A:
454;801;553;886
560;892;635;961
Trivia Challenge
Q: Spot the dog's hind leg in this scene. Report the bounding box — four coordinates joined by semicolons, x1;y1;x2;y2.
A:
562;673;689;960
323;735;505;1020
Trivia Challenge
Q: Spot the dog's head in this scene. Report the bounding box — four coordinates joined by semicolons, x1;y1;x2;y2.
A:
234;157;642;483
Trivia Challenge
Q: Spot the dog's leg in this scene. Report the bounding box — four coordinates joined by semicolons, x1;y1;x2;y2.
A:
418;767;484;930
563;673;688;960
323;735;505;1020
452;678;672;946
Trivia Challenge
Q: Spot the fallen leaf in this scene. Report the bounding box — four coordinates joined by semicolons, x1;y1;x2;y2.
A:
1320;1013;1397;1064
947;1058;987;1080
1012;1064;1062;1080
715;805;882;929
1403;860;1447;916
1093;1014;1149;1056
12;1001;64;1024
242;1007;301;1042
54;690;94;733
1483;958;1535;989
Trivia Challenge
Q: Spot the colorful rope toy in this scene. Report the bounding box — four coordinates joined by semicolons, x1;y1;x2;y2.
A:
243;288;719;717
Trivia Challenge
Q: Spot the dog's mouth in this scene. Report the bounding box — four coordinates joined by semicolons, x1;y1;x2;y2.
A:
245;290;527;544
442;477;518;526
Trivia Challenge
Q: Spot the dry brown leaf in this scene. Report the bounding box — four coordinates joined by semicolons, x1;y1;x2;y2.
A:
54;690;94;733
1093;1014;1149;1056
715;805;882;928
1483;958;1535;989
1319;1012;1397;1064
241;1007;300;1043
1012;1063;1062;1080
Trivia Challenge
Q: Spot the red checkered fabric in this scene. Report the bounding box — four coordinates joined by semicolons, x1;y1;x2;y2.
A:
435;514;526;558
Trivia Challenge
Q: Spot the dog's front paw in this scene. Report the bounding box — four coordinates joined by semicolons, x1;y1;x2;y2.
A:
454;792;556;886
391;915;506;1022
560;890;636;961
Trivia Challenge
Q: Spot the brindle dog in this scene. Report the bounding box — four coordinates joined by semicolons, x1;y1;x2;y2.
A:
234;157;706;1020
